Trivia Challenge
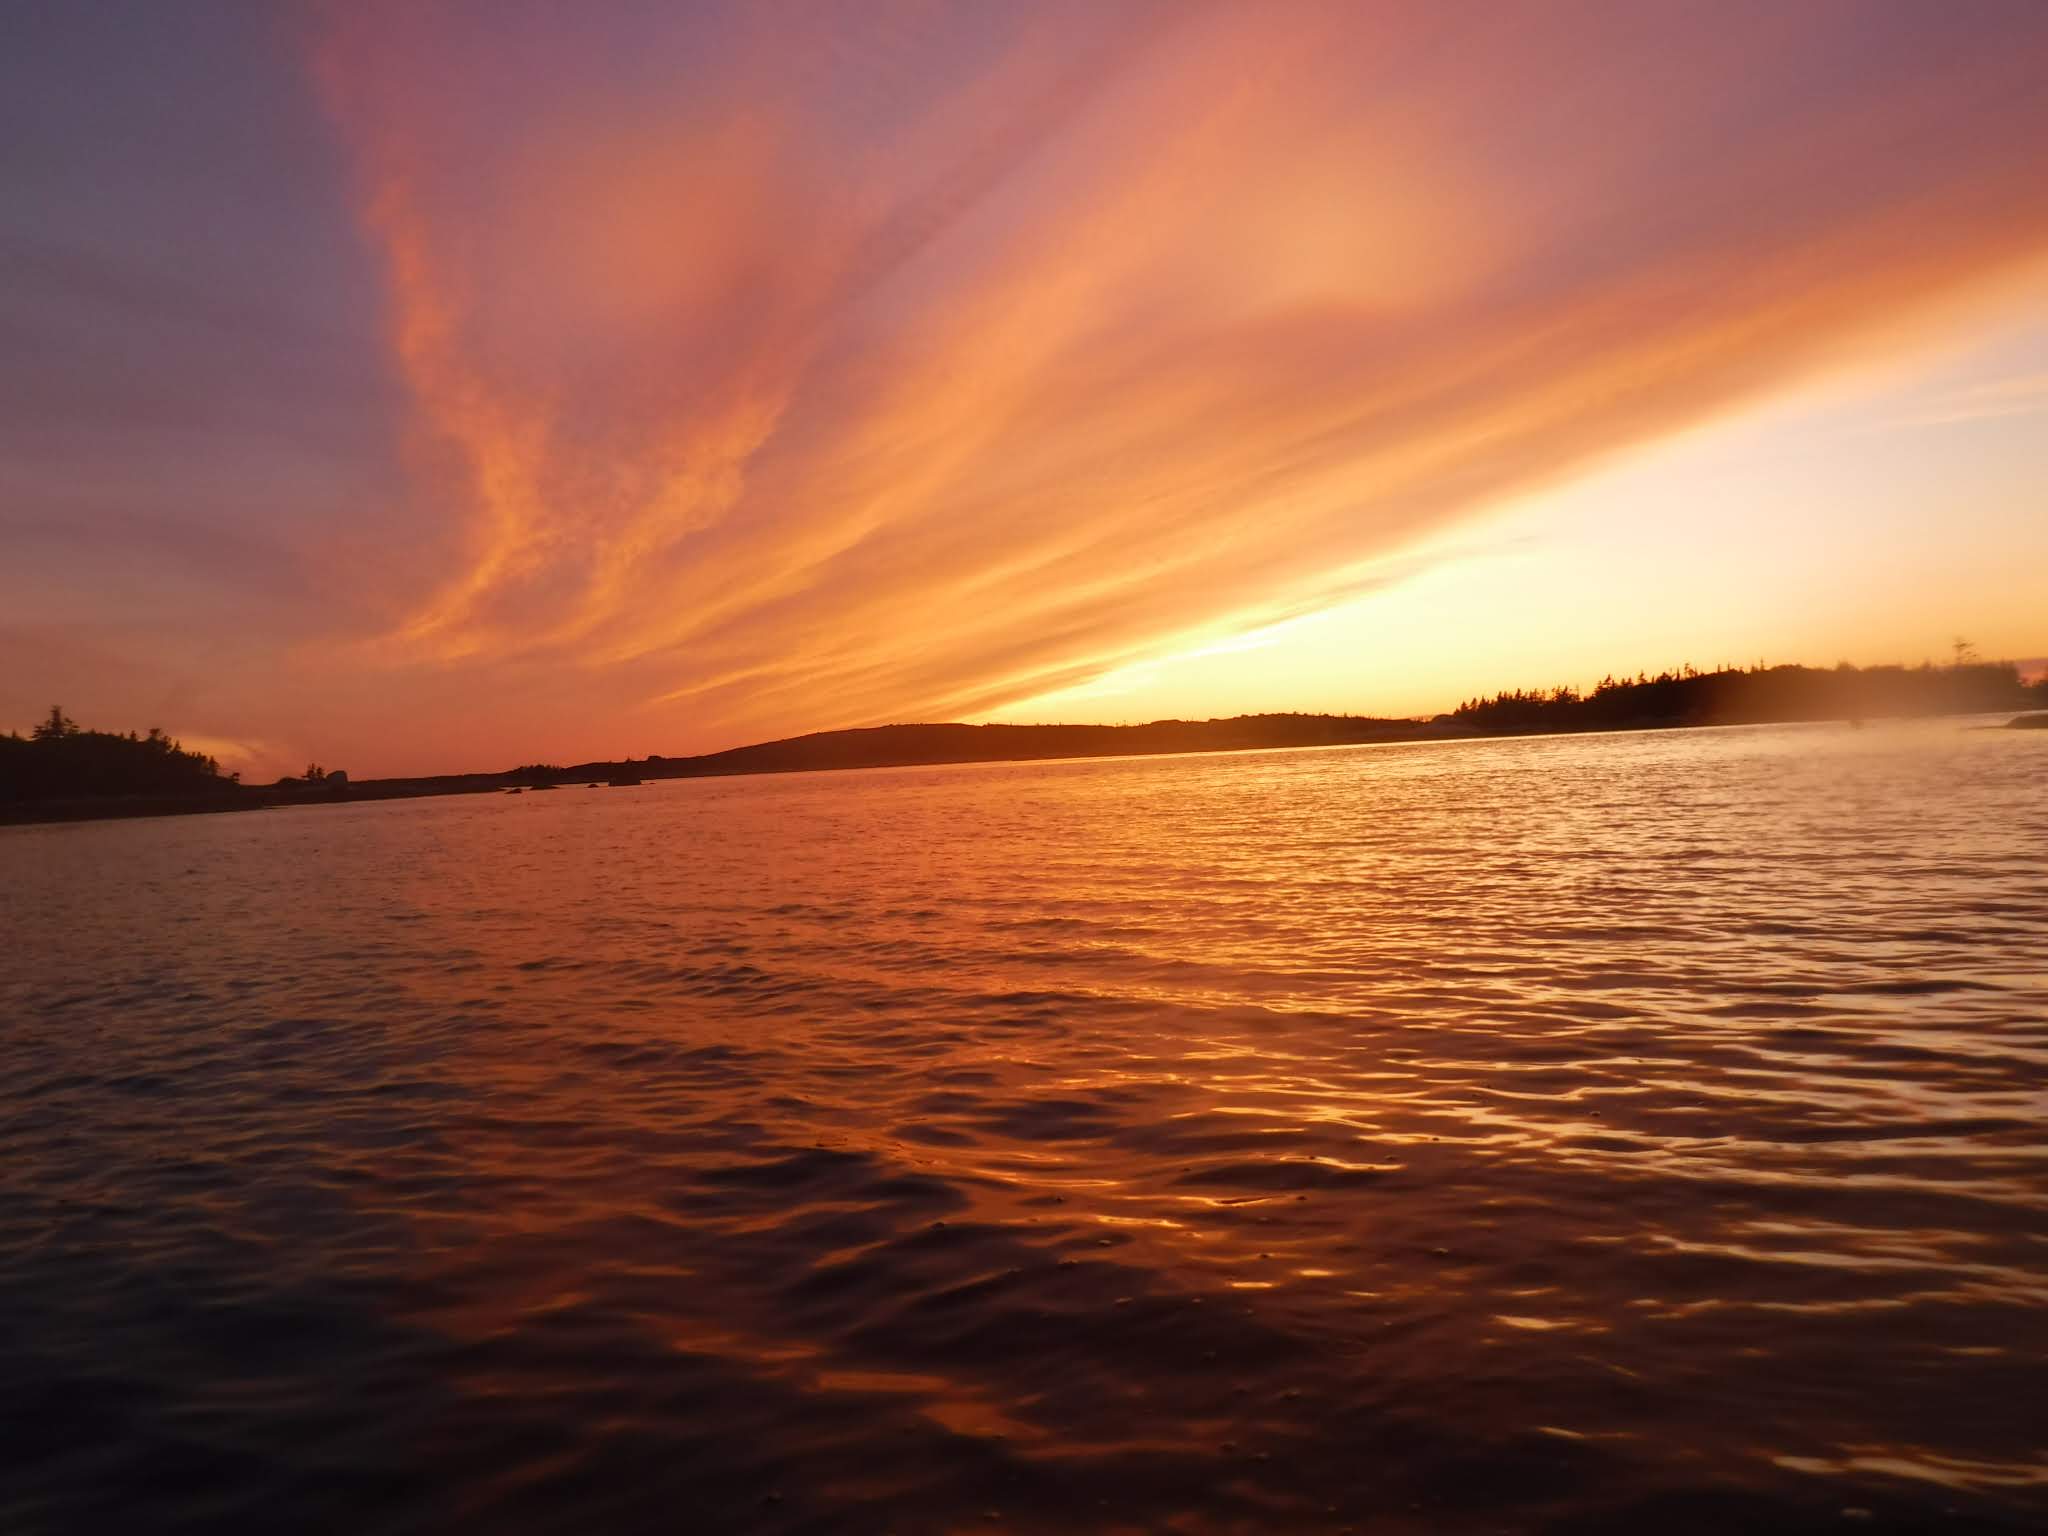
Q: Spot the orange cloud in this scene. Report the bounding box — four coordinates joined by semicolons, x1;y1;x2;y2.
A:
312;1;2048;756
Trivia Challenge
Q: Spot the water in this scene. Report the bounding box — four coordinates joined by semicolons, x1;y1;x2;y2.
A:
3;721;2044;1534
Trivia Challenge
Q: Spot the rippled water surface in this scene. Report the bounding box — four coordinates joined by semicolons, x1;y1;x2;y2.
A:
4;722;2046;1534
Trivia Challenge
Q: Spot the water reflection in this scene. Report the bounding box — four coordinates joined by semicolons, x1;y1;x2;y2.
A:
1;721;2045;1531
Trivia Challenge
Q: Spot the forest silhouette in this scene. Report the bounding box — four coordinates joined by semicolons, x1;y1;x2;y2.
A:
5;660;2044;824
1;707;235;802
1450;659;2041;732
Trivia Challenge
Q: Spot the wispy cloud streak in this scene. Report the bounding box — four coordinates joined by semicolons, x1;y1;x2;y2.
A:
311;0;2048;748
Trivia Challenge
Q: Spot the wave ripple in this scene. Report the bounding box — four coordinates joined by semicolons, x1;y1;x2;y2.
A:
3;721;2045;1533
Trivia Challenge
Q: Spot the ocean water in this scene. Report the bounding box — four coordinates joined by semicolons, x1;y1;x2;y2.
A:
2;720;2044;1534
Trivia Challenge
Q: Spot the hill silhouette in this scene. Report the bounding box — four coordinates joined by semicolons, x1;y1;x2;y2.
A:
546;714;1442;785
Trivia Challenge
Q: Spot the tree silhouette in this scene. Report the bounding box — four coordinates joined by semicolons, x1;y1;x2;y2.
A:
1451;660;2032;732
3;708;230;803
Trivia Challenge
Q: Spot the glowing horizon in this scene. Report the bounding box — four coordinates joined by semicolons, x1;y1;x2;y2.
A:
4;2;2046;778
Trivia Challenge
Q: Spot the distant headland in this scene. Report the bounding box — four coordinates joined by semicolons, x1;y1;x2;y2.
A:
5;661;2045;827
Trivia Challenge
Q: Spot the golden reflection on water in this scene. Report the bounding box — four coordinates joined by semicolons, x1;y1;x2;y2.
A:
2;721;2045;1531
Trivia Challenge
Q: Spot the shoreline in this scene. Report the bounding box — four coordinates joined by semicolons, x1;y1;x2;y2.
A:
6;708;2042;831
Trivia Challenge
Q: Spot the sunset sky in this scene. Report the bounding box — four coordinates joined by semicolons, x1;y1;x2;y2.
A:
5;1;2045;778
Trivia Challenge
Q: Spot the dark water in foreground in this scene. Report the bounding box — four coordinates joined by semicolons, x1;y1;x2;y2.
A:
3;722;2045;1534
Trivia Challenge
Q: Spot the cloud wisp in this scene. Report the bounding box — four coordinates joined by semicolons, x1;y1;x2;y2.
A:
312;1;2048;753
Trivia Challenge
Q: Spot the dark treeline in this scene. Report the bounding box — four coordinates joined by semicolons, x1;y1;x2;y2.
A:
1453;661;2046;733
1;706;234;804
6;661;2045;824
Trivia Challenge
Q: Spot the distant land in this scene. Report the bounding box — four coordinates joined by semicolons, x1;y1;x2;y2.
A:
5;661;2046;827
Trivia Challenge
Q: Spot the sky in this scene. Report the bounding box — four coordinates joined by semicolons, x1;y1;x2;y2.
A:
4;1;2045;779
